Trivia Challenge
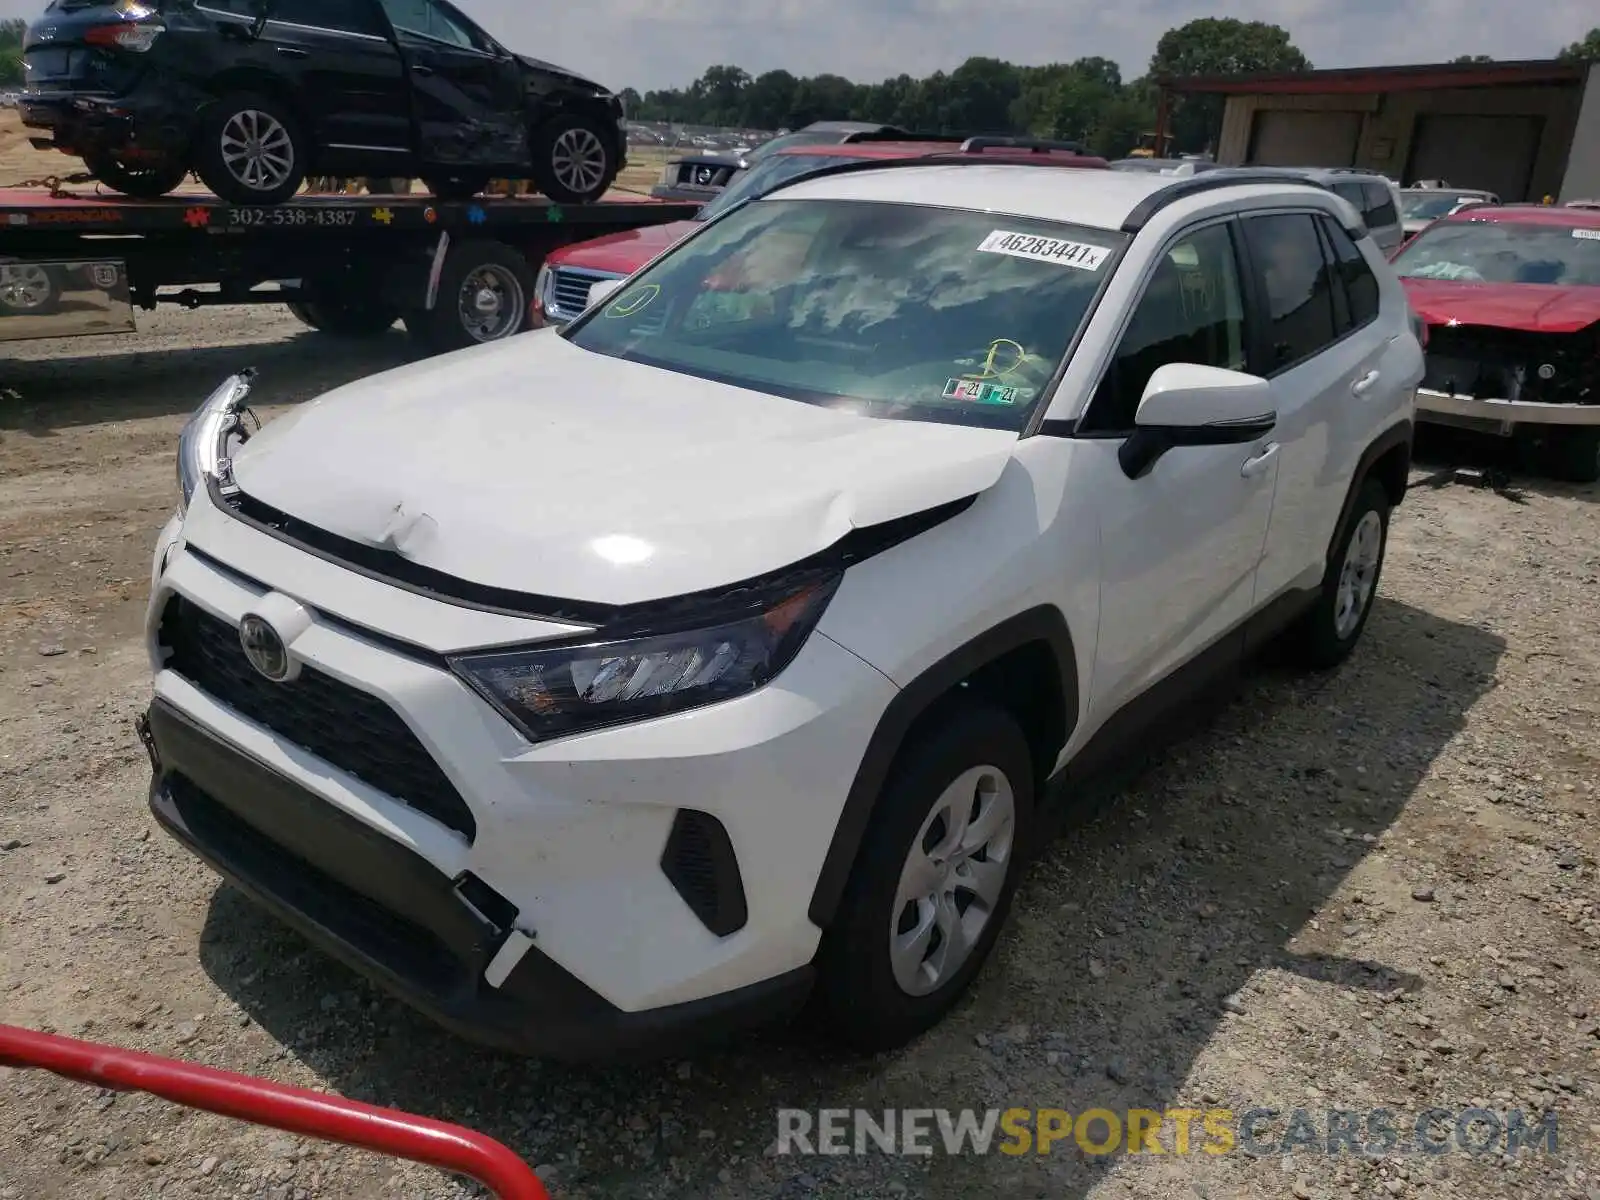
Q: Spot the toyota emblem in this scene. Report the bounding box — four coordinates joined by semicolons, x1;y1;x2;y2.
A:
238;614;291;682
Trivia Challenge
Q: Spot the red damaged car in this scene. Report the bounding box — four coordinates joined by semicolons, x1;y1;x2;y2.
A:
1396;204;1600;482
531;135;1106;326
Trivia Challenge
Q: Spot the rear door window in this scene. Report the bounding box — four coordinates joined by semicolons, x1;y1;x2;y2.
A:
273;0;388;36
1240;213;1340;373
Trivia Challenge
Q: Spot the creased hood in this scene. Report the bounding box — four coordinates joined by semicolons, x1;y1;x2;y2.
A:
1402;278;1600;334
227;333;1018;606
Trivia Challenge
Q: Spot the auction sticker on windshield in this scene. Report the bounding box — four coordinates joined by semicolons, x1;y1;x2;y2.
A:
978;231;1109;271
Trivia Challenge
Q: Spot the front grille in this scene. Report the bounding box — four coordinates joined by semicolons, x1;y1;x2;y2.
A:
158;596;477;841
547;265;620;321
675;163;731;188
1423;323;1599;407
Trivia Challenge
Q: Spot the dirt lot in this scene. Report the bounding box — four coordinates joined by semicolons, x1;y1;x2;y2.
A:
2;310;1599;1200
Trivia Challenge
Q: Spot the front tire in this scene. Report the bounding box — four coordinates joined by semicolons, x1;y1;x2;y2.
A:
1284;477;1391;670
1545;428;1600;485
83;152;189;199
194;93;307;205
402;239;533;355
529;112;619;204
286;297;397;338
814;704;1034;1053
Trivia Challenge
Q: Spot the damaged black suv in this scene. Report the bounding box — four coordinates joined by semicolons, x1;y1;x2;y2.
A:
21;0;627;205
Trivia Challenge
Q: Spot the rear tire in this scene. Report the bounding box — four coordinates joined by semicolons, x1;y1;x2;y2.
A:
1283;477;1391;670
83;152;189;199
1544;428;1600;485
402;239;533;355
813;704;1034;1053
421;171;491;201
529;112;619;204
194;93;307;205
286;297;397;338
0;263;63;317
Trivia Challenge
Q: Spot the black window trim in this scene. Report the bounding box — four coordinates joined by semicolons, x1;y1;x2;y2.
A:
1316;213;1381;342
1064;212;1255;438
1236;206;1363;381
195;0;393;43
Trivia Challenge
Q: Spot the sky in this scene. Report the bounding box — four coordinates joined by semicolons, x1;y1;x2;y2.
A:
5;0;1596;94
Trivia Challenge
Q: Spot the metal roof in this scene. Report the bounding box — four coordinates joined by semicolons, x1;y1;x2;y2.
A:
1161;58;1588;96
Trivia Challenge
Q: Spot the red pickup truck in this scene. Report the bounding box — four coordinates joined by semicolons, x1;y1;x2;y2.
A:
531;135;1107;326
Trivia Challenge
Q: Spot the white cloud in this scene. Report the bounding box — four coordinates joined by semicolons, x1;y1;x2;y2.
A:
2;0;1592;93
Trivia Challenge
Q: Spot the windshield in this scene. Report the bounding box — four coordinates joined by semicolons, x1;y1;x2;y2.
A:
564;198;1125;431
1401;192;1480;221
1393;221;1600;286
697;153;879;222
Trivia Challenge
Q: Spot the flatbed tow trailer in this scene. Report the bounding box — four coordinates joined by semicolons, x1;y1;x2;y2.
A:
0;182;698;353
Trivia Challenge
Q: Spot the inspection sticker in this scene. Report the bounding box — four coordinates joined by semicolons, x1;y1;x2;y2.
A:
1573;228;1600;240
977;230;1109;271
943;378;1020;405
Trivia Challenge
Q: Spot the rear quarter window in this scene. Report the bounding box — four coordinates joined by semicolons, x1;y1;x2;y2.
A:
1363;182;1399;227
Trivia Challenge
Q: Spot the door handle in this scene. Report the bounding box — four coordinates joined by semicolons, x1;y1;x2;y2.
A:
275;45;307;57
1241;442;1280;478
412;64;435;76
1351;369;1381;396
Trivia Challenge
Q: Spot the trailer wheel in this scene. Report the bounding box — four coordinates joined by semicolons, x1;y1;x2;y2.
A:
528;112;619;204
0;263;63;317
83;153;190;200
286;298;398;338
422;172;491;201
403;240;534;355
195;93;308;205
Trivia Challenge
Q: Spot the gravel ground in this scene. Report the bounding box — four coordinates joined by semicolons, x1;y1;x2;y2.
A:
2;308;1599;1200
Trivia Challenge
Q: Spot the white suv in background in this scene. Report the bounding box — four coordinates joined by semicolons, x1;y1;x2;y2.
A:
142;162;1422;1058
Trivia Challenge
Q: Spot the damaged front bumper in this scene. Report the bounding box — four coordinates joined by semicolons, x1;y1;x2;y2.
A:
1416;389;1600;429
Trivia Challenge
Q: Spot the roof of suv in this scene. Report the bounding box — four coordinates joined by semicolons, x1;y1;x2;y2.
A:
771;161;1336;232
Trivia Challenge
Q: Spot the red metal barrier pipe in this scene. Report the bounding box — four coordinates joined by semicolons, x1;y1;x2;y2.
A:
0;1023;549;1200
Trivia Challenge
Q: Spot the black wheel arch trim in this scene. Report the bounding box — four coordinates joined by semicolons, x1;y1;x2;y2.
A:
806;605;1080;928
1328;419;1413;566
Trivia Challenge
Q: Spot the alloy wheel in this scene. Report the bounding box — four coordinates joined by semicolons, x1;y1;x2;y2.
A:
220;109;296;193
551;127;608;197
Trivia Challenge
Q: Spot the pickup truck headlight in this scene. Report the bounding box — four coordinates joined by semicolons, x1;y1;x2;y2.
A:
176;371;254;513
451;574;839;744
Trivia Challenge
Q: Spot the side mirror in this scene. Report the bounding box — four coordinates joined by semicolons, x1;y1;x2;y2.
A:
587;278;624;308
1118;363;1276;480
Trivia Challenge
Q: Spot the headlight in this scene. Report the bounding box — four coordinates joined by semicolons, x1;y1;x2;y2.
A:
451;574;840;745
177;370;255;513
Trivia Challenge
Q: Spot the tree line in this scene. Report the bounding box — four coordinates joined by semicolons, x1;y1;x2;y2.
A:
2;19;26;88
624;20;1600;159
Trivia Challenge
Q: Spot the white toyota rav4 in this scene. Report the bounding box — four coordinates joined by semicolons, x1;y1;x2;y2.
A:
141;162;1423;1059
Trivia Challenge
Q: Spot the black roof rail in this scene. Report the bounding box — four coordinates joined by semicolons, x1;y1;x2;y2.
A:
1119;169;1338;233
961;135;1087;154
